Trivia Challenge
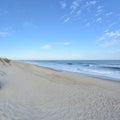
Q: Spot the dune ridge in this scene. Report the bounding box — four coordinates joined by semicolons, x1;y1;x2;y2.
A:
0;59;120;120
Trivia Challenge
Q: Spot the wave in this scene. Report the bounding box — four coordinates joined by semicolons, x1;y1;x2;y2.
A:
67;63;73;65
102;66;120;70
22;60;120;81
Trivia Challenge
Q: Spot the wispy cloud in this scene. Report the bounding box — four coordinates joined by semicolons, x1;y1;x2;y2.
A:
60;0;119;33
106;31;120;38
64;17;70;23
99;30;120;41
85;22;90;27
100;39;118;47
70;0;81;12
41;44;52;49
0;31;9;37
24;22;33;26
108;22;116;29
84;0;97;8
60;0;67;9
105;12;113;16
63;42;72;45
61;0;98;24
23;21;37;28
54;42;72;45
95;6;103;16
96;17;102;23
97;30;120;47
41;42;72;49
75;9;82;16
90;0;97;5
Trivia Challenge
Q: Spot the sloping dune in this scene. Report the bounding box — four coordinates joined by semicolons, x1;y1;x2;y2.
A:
0;59;120;120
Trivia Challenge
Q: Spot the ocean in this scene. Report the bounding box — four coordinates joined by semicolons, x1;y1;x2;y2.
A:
22;60;120;81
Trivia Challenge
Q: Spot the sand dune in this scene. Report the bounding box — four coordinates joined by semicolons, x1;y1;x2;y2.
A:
0;59;120;120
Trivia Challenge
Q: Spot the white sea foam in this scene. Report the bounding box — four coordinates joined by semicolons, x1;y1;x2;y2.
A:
23;60;120;81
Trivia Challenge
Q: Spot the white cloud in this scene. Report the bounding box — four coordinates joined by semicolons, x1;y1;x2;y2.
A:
84;0;97;10
23;21;37;28
76;9;82;16
24;22;32;26
95;6;103;16
97;6;103;11
97;30;120;47
96;17;102;23
100;39;118;47
99;36;106;41
62;0;98;24
0;31;9;37
100;30;120;40
67;0;98;23
70;0;81;12
64;17;70;23
63;42;72;45
106;12;113;16
106;31;120;38
41;44;52;49
60;0;67;9
54;42;72;45
97;6;103;10
41;42;71;49
108;22;116;29
90;0;97;5
98;30;120;41
85;22;90;27
61;0;97;23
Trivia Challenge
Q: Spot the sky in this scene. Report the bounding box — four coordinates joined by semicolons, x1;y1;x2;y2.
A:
0;0;120;60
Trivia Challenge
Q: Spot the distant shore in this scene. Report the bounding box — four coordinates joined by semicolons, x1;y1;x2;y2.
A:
0;59;120;120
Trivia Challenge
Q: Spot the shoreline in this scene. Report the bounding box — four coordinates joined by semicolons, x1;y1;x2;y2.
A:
0;59;120;120
27;62;120;83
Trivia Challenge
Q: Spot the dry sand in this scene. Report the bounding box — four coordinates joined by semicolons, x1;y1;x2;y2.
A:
0;59;120;120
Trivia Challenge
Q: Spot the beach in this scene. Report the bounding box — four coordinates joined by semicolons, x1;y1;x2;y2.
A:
0;59;120;120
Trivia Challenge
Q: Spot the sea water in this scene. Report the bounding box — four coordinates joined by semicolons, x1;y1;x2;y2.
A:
22;60;120;81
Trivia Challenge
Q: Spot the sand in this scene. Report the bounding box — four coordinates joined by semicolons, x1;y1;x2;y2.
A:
0;59;120;120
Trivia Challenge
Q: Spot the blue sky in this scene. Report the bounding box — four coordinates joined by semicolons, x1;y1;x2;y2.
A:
0;0;120;60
